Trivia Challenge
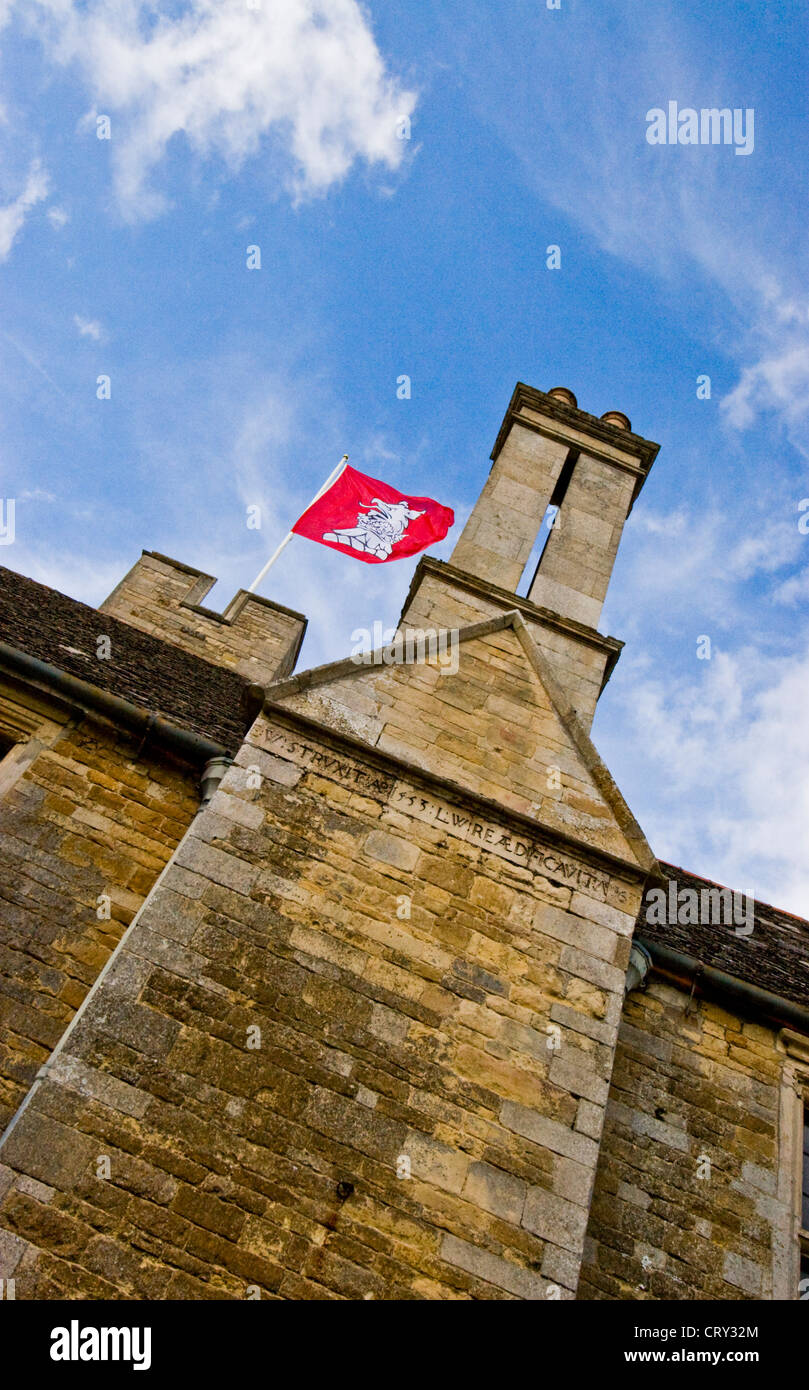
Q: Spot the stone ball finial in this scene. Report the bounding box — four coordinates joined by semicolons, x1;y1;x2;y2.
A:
600;410;632;432
547;387;578;409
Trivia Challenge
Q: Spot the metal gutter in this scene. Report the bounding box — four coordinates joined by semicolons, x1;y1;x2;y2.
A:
638;935;809;1035
0;640;229;766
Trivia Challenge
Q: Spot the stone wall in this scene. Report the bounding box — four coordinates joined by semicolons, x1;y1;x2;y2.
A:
0;708;643;1300
0;712;199;1132
580;976;795;1300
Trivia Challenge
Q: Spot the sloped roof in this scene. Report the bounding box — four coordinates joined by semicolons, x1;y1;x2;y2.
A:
640;863;809;1011
0;564;251;751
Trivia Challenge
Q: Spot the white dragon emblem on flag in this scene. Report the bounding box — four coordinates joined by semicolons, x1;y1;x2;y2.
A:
323;497;425;560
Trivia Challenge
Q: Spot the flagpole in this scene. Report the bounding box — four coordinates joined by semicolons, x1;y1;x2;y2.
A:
246;454;349;594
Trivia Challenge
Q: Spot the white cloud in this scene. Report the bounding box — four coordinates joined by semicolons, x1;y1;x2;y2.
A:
0;159;48;260
599;489;809;919
18;0;416;219
602;641;809;918
46;204;69;228
604;503;806;646
449;3;809;450
10;551;129;609
73;314;103;340
18;487;56;501
722;336;809;434
772;565;809;607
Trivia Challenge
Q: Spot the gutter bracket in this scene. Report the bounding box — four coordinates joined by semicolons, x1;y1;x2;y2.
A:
135;712;158;760
685;964;704;1017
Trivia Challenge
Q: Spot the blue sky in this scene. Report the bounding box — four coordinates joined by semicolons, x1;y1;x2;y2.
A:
1;0;808;913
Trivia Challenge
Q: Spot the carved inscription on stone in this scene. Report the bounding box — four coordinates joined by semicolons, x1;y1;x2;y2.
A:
265;729;396;798
389;782;610;900
263;724;612;901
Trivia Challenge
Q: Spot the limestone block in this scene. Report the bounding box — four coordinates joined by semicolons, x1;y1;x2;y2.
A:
440;1233;556;1300
522;1185;590;1251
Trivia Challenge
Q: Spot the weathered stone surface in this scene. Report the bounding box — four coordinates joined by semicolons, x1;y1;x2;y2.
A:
1;1112;98;1189
175;838;259;896
100;551;305;688
0;698;642;1301
462;1161;526;1223
274;603;650;871
723;1251;763;1297
523;1185;590;1252
0;716;199;1130
541;1241;581;1292
403;1131;469;1195
501;1101;600;1167
363;830;421;872
580;980;787;1301
440;1233;553;1300
48;1055;151;1119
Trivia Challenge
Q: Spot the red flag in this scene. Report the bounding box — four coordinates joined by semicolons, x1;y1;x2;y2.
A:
291;464;454;565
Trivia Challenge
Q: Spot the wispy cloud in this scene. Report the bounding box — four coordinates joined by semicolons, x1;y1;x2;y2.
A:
73;314;103;341
722;338;809;436
450;3;809;449
14;0;417;219
0;159;48;260
18;487;56;502
602;641;809;916
0;329;69;398
605;502;807;644
46;204;69;228
599;486;809;914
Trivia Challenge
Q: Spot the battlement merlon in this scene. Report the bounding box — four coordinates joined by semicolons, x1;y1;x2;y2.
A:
100;550;307;687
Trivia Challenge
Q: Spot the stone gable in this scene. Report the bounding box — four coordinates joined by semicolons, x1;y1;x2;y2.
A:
270;613;653;872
